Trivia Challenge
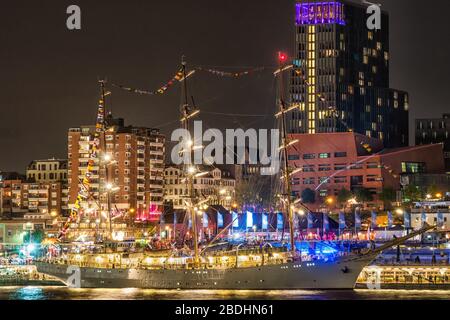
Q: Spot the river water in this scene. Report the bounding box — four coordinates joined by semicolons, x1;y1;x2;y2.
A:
0;286;449;300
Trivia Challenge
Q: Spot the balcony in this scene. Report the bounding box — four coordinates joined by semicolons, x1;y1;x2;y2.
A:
149;142;164;148
150;159;164;165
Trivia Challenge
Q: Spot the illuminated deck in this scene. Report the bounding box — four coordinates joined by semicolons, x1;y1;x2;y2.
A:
357;265;450;289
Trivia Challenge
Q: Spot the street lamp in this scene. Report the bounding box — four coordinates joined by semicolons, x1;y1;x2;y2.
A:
187;166;197;175
395;208;408;235
326;197;334;205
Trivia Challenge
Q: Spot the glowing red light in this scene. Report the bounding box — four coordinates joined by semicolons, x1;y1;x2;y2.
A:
278;52;288;63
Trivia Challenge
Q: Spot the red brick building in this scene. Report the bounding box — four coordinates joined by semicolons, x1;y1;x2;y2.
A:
68;117;165;221
287;133;445;209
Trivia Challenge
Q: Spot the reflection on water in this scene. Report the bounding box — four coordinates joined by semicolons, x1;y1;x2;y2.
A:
11;287;46;300
1;287;450;300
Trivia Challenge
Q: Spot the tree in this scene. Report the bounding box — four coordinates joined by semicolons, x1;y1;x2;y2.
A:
427;184;440;197
301;188;316;204
403;184;422;203
23;229;44;244
379;187;396;209
337;188;353;206
355;188;373;203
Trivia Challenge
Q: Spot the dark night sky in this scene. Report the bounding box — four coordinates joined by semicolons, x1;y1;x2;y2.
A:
0;0;449;172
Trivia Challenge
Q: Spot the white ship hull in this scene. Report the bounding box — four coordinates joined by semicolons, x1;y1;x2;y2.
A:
36;256;373;290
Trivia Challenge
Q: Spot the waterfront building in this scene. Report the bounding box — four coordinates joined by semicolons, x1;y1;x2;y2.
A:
400;173;450;198
1;166;68;218
290;0;409;148
68;115;166;221
0;218;54;245
411;201;450;231
287;132;445;209
415;114;450;171
26;159;68;183
0;180;65;218
0;173;24;217
163;165;236;211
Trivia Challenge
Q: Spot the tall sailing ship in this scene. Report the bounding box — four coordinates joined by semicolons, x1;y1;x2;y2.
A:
36;57;434;290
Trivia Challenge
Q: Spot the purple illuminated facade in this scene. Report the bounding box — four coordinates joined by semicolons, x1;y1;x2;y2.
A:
295;1;345;25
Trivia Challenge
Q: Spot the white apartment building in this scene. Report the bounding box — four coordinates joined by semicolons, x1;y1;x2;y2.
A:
164;165;236;210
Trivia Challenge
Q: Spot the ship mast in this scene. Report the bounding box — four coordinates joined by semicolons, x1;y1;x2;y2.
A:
58;80;109;240
98;79;114;241
180;56;200;267
275;52;296;257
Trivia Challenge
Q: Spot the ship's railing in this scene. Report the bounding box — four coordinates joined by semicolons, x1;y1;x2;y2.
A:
37;247;351;270
40;251;344;270
38;253;292;270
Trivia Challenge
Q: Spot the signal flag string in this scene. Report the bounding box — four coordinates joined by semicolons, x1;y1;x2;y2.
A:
111;67;185;96
58;93;106;239
111;66;269;96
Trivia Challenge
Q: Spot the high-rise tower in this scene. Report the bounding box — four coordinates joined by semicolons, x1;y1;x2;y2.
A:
290;0;409;148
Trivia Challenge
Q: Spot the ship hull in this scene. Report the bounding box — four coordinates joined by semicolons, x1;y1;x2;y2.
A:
36;256;373;290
